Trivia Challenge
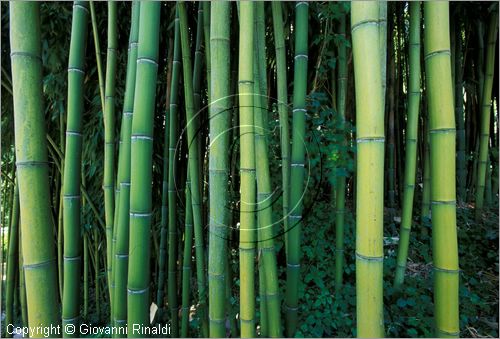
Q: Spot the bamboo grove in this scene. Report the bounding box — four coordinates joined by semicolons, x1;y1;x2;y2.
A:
0;1;499;338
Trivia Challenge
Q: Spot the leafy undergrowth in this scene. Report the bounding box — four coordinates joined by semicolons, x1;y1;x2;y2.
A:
297;199;499;338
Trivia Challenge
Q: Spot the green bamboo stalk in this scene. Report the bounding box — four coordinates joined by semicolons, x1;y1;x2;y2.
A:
127;1;160;333
89;1;105;110
394;1;421;289
351;2;385;337
104;2;117;318
193;2;204;113
285;2;309;336
424;2;460;337
335;9;348;294
5;181;19;331
10;1;60;333
156;10;174;325
238;2;256;337
18;228;27;328
62;2;89;336
46;135;106;233
168;7;181;336
253;10;282;334
208;2;231;337
178;3;209;336
475;8;498;219
271;2;290;254
181;175;193;338
58;176;64;301
203;2;211;102
58;110;65;302
113;1;139;333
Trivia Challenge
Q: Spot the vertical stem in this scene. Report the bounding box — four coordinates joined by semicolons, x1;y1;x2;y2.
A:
156;10;174;323
178;2;209;335
127;1;160;333
285;2;309;336
10;0;60;330
62;2;89;336
271;2;290;256
394;1;421;289
180;175;193;338
351;2;385;337
208;2;231;337
104;2;117;317
253;5;282;335
168;6;181;336
238;2;256;337
335;9;348;294
5;181;19;332
113;1;139;333
475;9;498;219
424;2;460;336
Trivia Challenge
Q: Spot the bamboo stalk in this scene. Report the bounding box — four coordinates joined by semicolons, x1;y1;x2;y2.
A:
178;2;209;335
335;9;348;294
285;2;309;336
351;2;385;337
253;7;282;334
475;8;498;219
424;2;460;337
127;1;160;333
208;2;231;337
156;8;174;325
181;175;194;338
5;181;19;332
89;1;105;110
168;7;181;336
104;3;117;318
394;1;421;289
19;227;27;328
271;2;290;255
113;1;139;333
10;1;60;333
62;2;89;336
238;2;256;337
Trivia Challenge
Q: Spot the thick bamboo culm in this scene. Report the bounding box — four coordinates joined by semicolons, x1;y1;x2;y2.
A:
238;2;256;337
208;2;231;338
424;2;460;337
127;1;160;334
253;5;282;335
10;1;60;334
351;2;385;337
